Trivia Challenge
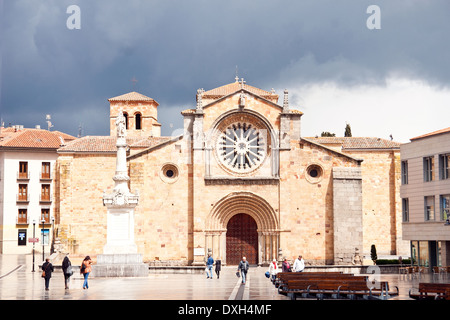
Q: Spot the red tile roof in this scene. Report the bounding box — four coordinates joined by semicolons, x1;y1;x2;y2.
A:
202;81;278;101
307;137;401;150
410;127;450;141
58;136;171;153
108;91;157;103
0;128;76;149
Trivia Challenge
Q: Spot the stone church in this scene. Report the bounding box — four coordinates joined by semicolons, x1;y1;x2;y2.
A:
56;78;408;266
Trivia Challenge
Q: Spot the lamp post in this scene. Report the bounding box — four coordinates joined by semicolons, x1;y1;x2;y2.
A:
32;220;36;272
51;216;55;254
41;219;45;262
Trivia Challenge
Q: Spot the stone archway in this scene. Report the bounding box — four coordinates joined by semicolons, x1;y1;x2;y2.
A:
205;192;279;265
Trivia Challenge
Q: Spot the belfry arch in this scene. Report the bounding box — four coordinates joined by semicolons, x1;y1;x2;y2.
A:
205;192;280;265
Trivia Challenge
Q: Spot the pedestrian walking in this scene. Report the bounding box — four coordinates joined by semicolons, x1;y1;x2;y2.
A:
41;258;54;291
282;257;292;272
215;258;222;279
293;255;305;272
206;253;214;279
62;254;73;289
237;257;249;284
80;256;93;289
268;259;279;282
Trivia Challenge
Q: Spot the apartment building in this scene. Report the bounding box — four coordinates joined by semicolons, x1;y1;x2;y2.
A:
400;127;450;268
0;126;75;254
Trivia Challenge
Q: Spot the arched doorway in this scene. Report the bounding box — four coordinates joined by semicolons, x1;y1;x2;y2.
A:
205;192;279;266
226;213;258;265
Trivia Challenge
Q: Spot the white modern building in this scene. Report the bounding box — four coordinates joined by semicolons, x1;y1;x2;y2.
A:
0;126;75;255
401;127;450;269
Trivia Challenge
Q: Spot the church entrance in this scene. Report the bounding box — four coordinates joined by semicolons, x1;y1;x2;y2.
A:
226;213;258;265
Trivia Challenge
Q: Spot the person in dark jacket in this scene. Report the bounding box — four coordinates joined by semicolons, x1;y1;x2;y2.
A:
215;258;222;279
237;257;249;284
62;254;73;289
42;258;54;290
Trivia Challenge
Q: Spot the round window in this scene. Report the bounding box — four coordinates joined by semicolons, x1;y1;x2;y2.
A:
305;164;323;183
160;163;179;183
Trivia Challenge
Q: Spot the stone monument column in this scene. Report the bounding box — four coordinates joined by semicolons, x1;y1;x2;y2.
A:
93;110;147;277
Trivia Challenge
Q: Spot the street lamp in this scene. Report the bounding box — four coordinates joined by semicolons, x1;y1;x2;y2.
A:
32;220;36;272
41;219;45;262
51;216;55;254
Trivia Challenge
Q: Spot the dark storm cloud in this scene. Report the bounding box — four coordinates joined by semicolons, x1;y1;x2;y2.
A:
1;0;450;137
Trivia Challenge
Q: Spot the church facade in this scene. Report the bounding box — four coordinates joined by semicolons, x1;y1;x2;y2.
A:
56;79;408;266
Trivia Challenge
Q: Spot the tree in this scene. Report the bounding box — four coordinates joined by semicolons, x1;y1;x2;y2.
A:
321;131;336;137
344;123;352;137
370;244;378;265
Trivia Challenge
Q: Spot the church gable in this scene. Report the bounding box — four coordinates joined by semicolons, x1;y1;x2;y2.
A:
193;79;285;134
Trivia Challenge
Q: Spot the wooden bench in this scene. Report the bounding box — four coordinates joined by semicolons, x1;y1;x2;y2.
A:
273;272;343;288
275;273;358;291
339;281;398;300
409;283;450;300
282;278;398;300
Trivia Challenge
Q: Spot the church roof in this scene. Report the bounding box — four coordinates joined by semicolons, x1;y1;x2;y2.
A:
307;137;401;150
58;135;170;153
108;91;156;102
0;127;76;149
202;79;277;100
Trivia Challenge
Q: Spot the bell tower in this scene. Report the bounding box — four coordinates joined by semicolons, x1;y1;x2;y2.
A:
108;91;161;137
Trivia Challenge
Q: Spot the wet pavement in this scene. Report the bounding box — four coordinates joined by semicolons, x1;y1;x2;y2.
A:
0;254;449;301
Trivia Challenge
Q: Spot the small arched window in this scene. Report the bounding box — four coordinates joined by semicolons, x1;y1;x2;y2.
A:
135;112;142;130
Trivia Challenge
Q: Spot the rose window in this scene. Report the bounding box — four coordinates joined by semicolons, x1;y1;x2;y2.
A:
216;122;267;174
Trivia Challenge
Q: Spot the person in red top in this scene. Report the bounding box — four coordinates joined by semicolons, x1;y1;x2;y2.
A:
80;256;93;289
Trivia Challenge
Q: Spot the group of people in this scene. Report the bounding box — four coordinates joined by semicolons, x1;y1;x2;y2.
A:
41;254;93;290
205;254;250;284
206;254;304;285
268;255;305;281
205;254;222;279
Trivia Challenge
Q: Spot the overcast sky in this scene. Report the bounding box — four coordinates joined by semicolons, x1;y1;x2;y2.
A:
1;0;449;143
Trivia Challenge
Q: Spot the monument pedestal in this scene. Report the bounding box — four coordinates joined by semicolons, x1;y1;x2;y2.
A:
93;253;148;277
92;205;148;277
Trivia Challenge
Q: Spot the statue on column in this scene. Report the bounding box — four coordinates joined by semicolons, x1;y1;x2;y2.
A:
116;111;127;138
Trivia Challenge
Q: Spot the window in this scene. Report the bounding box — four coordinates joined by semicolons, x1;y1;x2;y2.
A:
41;184;51;201
19;161;28;179
439;154;450;180
425;196;435;221
18;230;27;246
135;112;142;130
305;164;324;184
424;156;434;182
440;194;450;222
160;163;179;184
41;208;50;224
18;209;28;224
216;121;267;174
402;198;409;222
18;184;28;201
41;162;51;179
401;161;408;184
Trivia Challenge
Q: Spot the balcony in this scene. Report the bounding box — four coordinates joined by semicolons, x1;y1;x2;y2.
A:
40;171;52;181
16;215;30;225
16;194;30;203
17;171;30;181
39;194;53;203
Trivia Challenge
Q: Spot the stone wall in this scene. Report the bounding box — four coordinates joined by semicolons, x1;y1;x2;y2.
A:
332;167;363;265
